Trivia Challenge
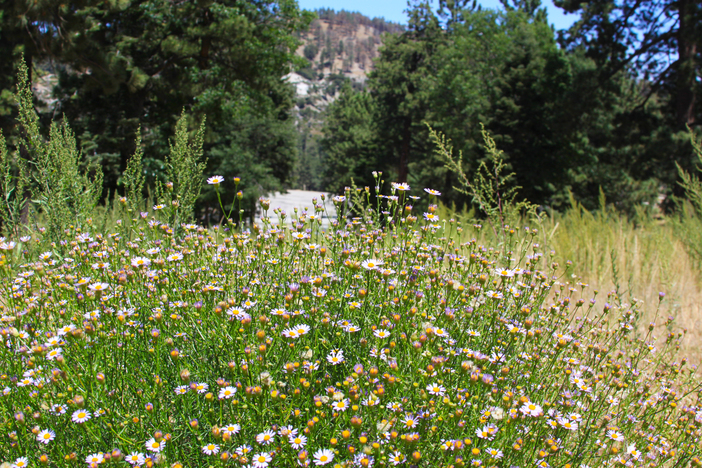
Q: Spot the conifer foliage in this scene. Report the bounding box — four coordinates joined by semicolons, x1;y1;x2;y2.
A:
0;0;313;219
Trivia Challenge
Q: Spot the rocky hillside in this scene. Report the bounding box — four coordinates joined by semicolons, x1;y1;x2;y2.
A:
287;9;404;102
288;10;404;192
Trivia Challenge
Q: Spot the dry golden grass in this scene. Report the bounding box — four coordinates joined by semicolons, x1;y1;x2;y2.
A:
441;201;702;364
542;205;702;364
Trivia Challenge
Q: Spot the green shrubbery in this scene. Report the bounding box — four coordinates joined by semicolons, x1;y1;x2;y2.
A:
0;59;209;242
0;59;103;242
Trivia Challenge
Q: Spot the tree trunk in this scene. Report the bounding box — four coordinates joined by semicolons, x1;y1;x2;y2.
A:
399;119;410;183
198;8;212;70
676;0;698;127
199;36;211;70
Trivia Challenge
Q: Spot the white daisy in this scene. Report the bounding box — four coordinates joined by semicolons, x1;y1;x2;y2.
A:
256;430;275;445
45;348;63;361
331;399;350;412
145;438;165;453
313;448;334;465
194;382;209;393
202;443;220;455
36;428;56;444
289;434;307;449
486;447;503;459
85;453;104;465
426;383;446;396
519;402;543;417
71;410;92;423
125;453;145;466
326;350;345;365
131;257;151;268
252;452;272;468
361;259;383;270
207;175;225;185
218;386;237;399
11;457;29;468
167;253;183;262
391;182;411;191
222;423;241;435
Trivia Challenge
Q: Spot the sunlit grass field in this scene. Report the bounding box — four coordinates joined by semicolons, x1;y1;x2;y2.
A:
543;205;702;365
438;199;702;367
1;182;700;468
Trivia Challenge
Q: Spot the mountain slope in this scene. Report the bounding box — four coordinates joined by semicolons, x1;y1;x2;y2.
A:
288;9;404;99
289;10;405;191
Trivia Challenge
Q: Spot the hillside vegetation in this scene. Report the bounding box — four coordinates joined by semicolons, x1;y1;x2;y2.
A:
294;9;404;82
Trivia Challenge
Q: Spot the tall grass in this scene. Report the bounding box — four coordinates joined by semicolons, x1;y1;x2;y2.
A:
545;202;702;364
437;199;702;365
433;124;702;365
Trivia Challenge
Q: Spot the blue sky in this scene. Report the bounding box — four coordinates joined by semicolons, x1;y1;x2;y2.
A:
297;0;578;30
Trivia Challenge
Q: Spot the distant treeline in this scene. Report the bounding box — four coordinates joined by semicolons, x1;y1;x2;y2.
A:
314;8;405;35
1;0;699;221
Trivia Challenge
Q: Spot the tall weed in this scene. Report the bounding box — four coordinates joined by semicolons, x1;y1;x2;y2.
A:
429;124;538;240
1;58;103;240
155;111;207;230
123;127;146;215
0;130;30;237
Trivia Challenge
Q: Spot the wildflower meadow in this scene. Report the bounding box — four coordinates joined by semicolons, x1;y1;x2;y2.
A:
1;174;701;468
1;60;701;468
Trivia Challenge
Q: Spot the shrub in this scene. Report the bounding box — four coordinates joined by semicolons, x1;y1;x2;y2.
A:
0;58;103;241
154;111;207;230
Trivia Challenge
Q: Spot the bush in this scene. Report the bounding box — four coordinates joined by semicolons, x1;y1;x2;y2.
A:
0;58;103;241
